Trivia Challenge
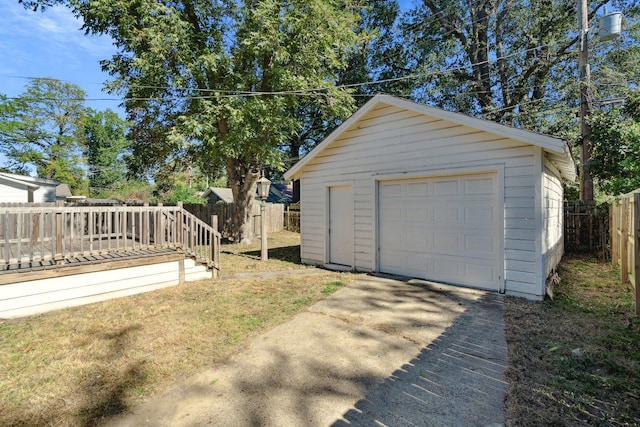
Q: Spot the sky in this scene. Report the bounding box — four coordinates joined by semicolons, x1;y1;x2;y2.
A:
0;1;416;115
0;1;120;112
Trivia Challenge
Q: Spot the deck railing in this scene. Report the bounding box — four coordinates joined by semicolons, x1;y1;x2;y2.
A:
0;202;220;276
181;208;221;274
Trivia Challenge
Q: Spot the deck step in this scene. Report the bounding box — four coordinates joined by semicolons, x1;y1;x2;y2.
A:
184;258;211;282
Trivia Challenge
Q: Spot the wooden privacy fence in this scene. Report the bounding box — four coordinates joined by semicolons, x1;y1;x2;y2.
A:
610;191;640;315
184;203;284;238
284;204;300;233
563;201;609;257
0;202;220;275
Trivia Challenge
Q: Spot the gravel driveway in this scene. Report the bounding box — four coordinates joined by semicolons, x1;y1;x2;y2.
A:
107;275;507;426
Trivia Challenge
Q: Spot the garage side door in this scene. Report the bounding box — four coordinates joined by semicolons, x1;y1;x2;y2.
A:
378;173;500;290
329;185;354;267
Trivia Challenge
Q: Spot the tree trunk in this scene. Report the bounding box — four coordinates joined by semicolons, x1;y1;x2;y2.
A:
226;157;260;244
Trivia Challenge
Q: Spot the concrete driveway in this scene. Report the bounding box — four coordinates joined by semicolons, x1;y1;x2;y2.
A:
107;275;507;427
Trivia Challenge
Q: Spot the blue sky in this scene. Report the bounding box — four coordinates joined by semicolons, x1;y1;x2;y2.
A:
0;2;119;112
0;1;417;114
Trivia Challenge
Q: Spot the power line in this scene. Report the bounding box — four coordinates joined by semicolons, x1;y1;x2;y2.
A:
0;43;559;104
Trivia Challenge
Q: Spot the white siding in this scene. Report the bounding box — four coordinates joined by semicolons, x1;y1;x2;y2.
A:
0;179;56;204
33;185;57;203
0;182;31;203
298;104;544;298
542;157;564;279
0;259;208;319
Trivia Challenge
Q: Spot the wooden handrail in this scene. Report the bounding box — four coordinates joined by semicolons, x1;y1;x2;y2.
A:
0;204;221;277
178;204;221;277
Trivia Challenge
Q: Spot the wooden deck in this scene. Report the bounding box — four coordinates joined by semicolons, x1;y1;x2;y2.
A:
0;246;183;285
0;202;220;276
0;251;211;318
0;203;221;317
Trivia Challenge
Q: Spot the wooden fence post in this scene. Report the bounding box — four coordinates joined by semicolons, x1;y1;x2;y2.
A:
123;206;128;251
211;214;219;279
54;201;64;264
634;193;640;315
611;202;618;268
176;202;183;248
621;198;629;284
211;215;218;233
139;203;146;246
178;258;185;284
157;203;164;247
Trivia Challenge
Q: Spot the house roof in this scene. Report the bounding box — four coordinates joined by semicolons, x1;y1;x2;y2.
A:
0;172;59;186
0;173;39;190
284;94;576;181
56;184;73;199
202;187;234;204
267;183;293;204
203;184;294;205
0;172;61;190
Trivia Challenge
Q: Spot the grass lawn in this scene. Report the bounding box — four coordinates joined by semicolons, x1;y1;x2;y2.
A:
505;254;640;426
2;233;638;426
220;230;311;273
0;231;354;426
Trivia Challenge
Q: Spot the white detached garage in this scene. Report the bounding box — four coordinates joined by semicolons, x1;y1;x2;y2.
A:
284;95;576;300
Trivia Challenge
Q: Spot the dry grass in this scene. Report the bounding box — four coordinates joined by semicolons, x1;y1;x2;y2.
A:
9;232;637;426
220;230;310;273
505;254;640;426
0;232;353;426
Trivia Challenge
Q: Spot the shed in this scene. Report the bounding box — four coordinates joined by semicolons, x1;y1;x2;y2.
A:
203;187;234;204
203;184;295;205
284;95;576;300
0;172;59;203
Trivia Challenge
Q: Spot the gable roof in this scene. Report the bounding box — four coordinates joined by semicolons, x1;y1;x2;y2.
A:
267;183;293;204
202;187;235;204
56;184;73;199
285;94;576;181
0;172;60;190
0;174;39;190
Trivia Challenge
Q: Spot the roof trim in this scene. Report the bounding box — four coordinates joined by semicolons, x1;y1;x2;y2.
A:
285;94;575;181
0;173;40;190
202;187;234;203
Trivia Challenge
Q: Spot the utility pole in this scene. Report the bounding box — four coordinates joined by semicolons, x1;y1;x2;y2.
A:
579;0;594;202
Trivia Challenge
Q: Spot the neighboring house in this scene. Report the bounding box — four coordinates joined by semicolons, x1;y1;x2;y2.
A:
0;172;59;203
284;94;576;301
267;183;294;204
56;184;72;201
203;187;234;204
203;184;294;205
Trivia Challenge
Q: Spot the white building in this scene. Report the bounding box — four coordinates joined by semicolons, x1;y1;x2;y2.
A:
284;95;575;300
0;172;59;203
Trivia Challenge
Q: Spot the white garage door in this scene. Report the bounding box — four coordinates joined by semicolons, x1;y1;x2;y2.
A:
378;173;500;290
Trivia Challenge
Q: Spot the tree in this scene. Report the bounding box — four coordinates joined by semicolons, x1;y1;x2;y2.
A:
396;0;637;132
152;163;208;204
23;0;362;242
284;0;406;165
80;108;130;197
589;90;640;195
0;78;88;192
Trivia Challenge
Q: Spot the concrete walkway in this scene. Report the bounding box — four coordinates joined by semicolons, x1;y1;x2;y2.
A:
107;276;507;427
